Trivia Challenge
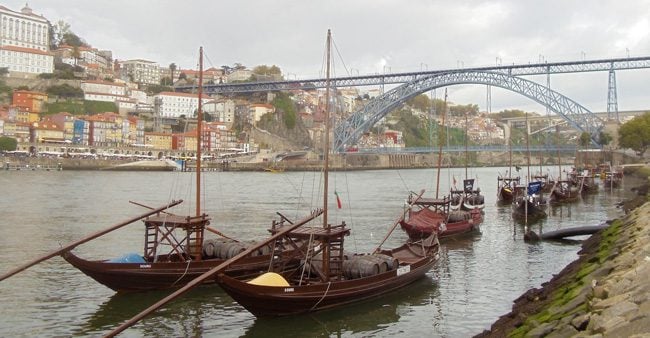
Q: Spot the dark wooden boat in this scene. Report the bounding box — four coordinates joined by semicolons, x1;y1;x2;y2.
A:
497;175;520;203
603;171;623;189
577;174;599;194
549;180;580;204
61;48;317;292
217;234;438;316
212;30;440;317
511;183;547;223
62;214;308;292
400;192;482;240
461;179;485;211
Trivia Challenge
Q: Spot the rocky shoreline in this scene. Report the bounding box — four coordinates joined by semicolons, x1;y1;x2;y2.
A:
476;166;650;337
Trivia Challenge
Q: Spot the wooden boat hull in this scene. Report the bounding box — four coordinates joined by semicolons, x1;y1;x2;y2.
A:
511;200;547;223
400;208;481;241
62;251;297;292
497;187;515;203
217;252;438;317
549;189;580;204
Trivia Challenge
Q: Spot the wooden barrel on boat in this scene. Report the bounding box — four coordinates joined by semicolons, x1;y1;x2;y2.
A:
343;256;380;279
448;210;470;222
372;253;399;270
226;243;247;258
363;255;389;273
213;240;247;259
202;240;216;257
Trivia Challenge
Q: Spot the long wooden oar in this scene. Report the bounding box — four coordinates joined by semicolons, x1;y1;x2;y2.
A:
0;200;183;282
373;189;425;253
129;200;239;242
104;208;323;338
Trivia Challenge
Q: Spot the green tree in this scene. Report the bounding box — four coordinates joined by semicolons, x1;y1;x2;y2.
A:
0;136;18;152
146;84;173;95
579;132;593;148
449;103;479;116
62;32;87;47
160;76;172;86
46;84;83;99
51;20;71;47
618;112;650;156
169;63;177;83
407;94;431;112
272;92;297;129
598;131;612;147
252;65;282;80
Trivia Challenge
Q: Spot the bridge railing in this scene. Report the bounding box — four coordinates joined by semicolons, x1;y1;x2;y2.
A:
346;144;582;154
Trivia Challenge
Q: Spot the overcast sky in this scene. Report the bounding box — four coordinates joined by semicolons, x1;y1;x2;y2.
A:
6;0;650;113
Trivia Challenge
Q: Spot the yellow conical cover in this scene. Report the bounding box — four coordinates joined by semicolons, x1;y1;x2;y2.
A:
247;272;290;287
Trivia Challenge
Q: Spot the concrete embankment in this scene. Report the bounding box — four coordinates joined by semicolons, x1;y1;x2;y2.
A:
478;167;650;337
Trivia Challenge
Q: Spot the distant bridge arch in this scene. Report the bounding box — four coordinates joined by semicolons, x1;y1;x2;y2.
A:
333;71;605;152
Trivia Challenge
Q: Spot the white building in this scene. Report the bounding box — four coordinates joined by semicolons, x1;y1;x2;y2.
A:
81;80;127;97
119;59;160;85
154;91;210;118
0;4;53;76
204;99;235;127
249;103;275;124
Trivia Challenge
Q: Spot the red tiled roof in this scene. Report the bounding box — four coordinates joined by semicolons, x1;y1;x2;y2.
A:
0;45;52;56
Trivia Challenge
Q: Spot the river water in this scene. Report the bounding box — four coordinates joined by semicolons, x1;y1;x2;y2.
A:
0;166;634;337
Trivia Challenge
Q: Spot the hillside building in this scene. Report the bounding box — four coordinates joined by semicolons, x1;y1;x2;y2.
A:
0;4;54;76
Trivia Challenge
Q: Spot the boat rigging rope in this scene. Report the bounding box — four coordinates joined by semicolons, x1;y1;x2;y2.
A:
267;236;279;272
171;258;192;287
310;281;332;310
298;232;315;286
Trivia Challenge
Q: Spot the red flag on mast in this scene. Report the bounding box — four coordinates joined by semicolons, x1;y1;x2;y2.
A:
334;191;342;209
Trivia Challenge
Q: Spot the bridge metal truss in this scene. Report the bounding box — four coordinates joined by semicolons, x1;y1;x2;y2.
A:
333;71;605;152
177;56;650;95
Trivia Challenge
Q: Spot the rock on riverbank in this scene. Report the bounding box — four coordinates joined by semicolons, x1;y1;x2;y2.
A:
476;167;650;337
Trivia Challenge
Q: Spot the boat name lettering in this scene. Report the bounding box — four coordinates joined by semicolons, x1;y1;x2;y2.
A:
284;288;294;293
139;264;151;268
397;265;410;276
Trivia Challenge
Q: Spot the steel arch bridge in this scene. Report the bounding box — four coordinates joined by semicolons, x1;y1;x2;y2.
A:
333;70;605;152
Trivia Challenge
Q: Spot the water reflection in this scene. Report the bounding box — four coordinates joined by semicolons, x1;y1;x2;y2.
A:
78;286;241;337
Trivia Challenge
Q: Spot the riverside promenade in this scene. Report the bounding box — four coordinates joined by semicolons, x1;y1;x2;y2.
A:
478;166;650;337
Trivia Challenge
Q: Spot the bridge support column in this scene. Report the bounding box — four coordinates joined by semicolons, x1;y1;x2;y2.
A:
607;69;619;122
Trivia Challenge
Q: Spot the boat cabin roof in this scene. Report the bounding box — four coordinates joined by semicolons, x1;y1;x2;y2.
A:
144;214;211;228
287;225;350;240
413;197;450;206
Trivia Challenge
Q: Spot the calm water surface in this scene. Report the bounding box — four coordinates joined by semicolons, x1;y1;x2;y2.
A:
0;166;633;337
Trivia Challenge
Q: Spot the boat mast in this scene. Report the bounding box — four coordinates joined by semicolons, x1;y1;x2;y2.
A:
323;30;332;229
435;89;447;199
196;47;203;217
321;29;333;281
464;111;468;181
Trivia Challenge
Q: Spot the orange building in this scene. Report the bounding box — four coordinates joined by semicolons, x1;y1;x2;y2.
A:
12;90;47;122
